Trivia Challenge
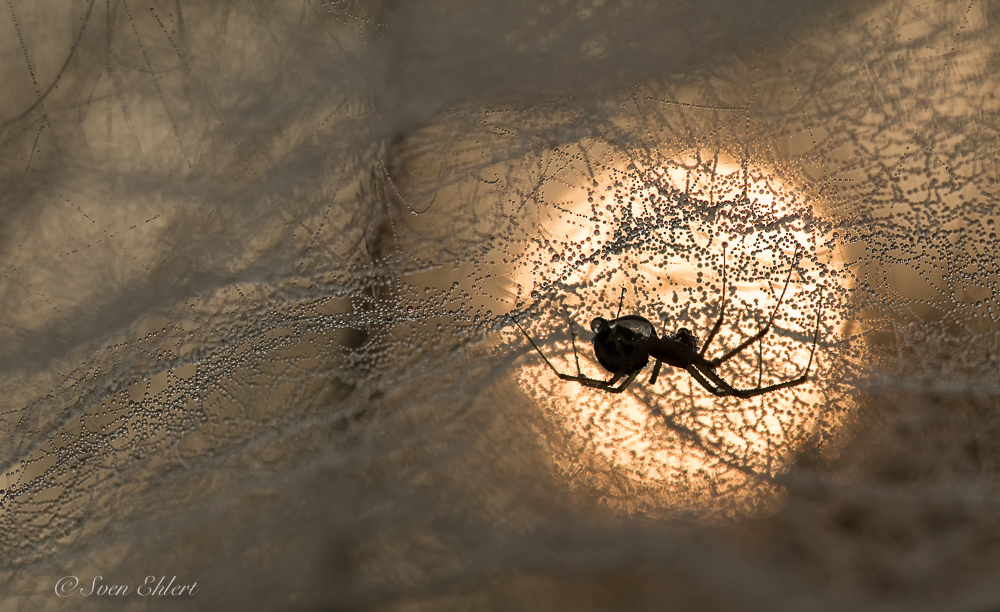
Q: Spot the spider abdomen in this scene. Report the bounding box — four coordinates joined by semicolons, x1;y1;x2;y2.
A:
591;315;655;374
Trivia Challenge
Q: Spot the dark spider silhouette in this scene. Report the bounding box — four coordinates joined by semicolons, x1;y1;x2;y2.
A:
512;249;822;399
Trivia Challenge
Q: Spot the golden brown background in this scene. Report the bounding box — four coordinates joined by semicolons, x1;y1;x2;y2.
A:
1;0;999;610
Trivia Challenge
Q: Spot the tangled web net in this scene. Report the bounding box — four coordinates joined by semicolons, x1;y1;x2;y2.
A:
1;0;999;609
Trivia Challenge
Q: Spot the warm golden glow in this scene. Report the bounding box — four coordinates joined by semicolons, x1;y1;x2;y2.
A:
510;153;842;511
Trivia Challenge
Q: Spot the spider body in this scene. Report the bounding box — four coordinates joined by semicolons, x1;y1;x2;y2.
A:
514;251;822;399
591;316;706;374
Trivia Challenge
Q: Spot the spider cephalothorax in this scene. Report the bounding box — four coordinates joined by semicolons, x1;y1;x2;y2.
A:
513;250;822;399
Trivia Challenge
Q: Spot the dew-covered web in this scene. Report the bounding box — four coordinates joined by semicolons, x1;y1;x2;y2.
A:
2;0;1000;610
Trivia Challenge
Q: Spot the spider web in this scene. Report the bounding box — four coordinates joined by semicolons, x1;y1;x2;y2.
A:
1;0;999;610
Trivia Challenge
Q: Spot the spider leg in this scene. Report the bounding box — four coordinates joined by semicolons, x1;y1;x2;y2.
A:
694;365;805;399
684;365;730;397
606;370;642;394
510;315;568;375
604;372;625;386
648;360;663;385
693;299;824;399
710;255;797;366
699;244;728;356
553;370;642;392
510;315;639;392
614;286;626;319
564;309;583;377
757;328;764;388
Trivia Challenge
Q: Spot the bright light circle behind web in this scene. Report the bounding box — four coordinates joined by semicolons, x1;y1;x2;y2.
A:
509;152;847;516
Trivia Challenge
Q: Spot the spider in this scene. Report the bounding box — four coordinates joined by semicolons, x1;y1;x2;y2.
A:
512;249;822;398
